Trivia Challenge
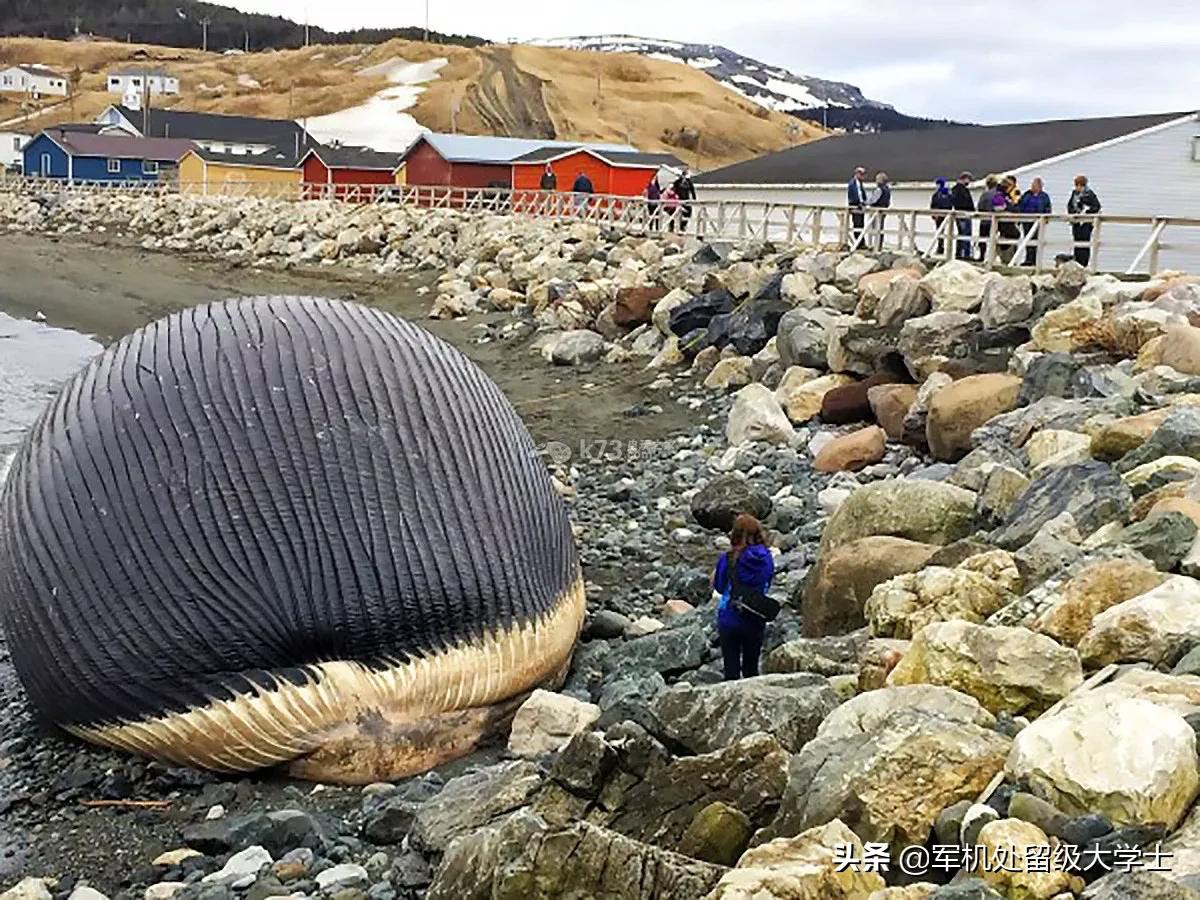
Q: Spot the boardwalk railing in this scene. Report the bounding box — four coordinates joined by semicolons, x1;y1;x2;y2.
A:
3;174;1199;275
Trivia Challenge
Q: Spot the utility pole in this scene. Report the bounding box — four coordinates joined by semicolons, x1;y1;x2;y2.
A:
199;17;210;52
424;0;429;42
304;5;310;47
244;31;249;52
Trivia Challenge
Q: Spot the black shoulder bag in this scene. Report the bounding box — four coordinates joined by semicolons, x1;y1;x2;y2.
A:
729;554;781;622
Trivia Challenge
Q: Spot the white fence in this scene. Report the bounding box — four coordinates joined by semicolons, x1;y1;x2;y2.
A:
3;174;1199;276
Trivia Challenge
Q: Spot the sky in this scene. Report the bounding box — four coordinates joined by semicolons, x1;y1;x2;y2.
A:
210;0;1200;124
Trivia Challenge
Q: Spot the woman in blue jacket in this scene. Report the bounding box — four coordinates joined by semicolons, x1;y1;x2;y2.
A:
712;513;775;680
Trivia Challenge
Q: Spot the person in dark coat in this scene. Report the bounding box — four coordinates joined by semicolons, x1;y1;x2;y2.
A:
847;165;869;248
1017;177;1052;266
673;167;696;231
712;514;774;680
539;164;557;191
949;171;975;260
975;174;999;261
645;175;661;230
572;170;594;212
1068;175;1102;266
869;171;891;249
997;176;1022;264
930;177;954;256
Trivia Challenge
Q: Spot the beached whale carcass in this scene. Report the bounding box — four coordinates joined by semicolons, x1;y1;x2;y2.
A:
0;295;584;783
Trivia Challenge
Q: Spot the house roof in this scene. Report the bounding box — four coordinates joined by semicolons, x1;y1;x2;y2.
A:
697;111;1198;186
409;132;635;165
108;105;309;147
41;130;194;161
186;145;301;169
512;146;684;168
10;64;67;80
304;144;403;170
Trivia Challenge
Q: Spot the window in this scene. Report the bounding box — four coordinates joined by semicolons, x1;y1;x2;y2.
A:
143;160;159;175
40;153;51;176
2;75;10;86
12;137;20;151
107;158;121;174
1193;136;1200;162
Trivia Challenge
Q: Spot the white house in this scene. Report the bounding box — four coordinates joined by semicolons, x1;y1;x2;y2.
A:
0;65;69;98
95;105;312;158
106;68;179;97
0;131;28;170
697;111;1200;272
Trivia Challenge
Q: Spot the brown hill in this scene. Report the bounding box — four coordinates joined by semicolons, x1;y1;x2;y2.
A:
0;36;822;169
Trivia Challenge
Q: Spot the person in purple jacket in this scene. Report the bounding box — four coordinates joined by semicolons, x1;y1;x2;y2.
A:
712;513;775;680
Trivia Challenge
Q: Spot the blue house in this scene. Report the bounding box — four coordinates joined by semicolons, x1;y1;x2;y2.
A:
23;128;194;182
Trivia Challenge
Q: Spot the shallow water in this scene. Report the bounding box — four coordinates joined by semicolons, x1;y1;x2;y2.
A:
0;310;103;461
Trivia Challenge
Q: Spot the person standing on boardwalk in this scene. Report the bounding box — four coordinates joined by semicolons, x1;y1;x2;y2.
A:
662;183;680;231
539;164;557;191
713;514;774;681
869;172;891;249
975;174;999;260
847;166;869;248
929;177;953;256
645;175;662;230
673;167;696;232
949;171;975;260
1018;177;1052;266
572;170;594;213
1068;175;1102;266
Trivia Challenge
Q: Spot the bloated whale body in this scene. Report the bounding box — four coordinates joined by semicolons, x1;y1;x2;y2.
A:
0;296;584;783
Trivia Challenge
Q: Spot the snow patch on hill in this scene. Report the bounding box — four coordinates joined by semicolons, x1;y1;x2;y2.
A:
531;34;891;113
305;57;446;152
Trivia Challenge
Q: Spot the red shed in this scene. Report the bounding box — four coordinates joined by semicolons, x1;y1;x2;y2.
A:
512;147;684;197
397;133;654;191
300;144;402;199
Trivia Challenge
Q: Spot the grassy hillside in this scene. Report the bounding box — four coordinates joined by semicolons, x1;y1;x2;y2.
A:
0;36;824;169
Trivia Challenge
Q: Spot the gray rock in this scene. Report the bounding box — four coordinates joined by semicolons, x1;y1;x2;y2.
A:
898;311;981;370
1174;645;1200;676
1117;406;1200;473
202;846;273;890
597;671;667;731
1018;352;1081;405
425;809;725;900
1115;511;1198;571
972;396;1135;449
549;330;605;366
601;621;712;681
826;321;899;376
584;609;632;640
776;307;852;370
315;864;369;892
1084;872;1200;899
960;803;999;845
994;462;1132;549
929;880;1006;900
690;475;772;531
935;799;973;845
182;810;326;858
649;674;840;754
410;760;544;854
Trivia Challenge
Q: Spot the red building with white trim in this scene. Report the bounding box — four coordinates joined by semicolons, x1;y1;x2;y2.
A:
301;145;402;198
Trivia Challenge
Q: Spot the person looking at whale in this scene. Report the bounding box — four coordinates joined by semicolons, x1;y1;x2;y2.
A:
712;514;775;680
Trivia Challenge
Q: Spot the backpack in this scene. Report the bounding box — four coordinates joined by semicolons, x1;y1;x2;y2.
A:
729;553;781;622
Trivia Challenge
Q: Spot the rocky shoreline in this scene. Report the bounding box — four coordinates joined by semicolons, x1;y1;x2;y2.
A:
4;192;1200;899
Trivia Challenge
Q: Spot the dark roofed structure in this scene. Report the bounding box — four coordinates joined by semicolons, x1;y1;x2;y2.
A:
46;130;195;161
188;145;301;168
697;111;1192;185
108;105;310;149
305;144;403;170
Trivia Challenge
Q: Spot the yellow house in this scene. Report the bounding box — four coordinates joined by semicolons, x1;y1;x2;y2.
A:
178;146;301;197
393;162;406;185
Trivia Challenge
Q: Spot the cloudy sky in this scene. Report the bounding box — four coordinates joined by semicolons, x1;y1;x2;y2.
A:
212;0;1199;123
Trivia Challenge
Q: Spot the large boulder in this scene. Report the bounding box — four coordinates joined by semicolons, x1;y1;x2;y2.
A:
865;557;1021;639
705;819;885;899
857;268;922;318
1006;695;1200;829
925;373;1023;462
703;356;754;391
508;690;601;758
764;686;1011;847
868;384;918;440
994;461;1132;549
670;289;736;338
614;285;668;328
549;329;605;366
726;384;796;446
826;321;897;376
650;674;841;754
653;288;692;335
427;809;725;900
919;261;989;313
978;274;1034;328
691;475;773;531
898;311;982;376
802;536;938;637
1157;323;1200;376
1032;558;1167;647
725;297;792;356
411;760;544;854
1029;295;1104;352
777;308;852;370
820;479;978;555
1116;405;1200;474
1091;407;1175;461
1077;575;1200;667
887;621;1083;716
876;276;930;328
813;426;886;474
835;253;882;288
972;819;1083;899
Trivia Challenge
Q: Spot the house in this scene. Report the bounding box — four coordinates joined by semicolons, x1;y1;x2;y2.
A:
696;110;1200;270
107;68;180;97
511;146;684;196
22;129;193;181
178;146;302;195
300;145;403;198
96;105;313;157
0;131;29;171
398;133;636;189
0;65;69;98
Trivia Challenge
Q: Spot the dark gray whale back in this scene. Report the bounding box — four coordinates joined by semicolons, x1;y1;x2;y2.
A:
0;295;577;732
